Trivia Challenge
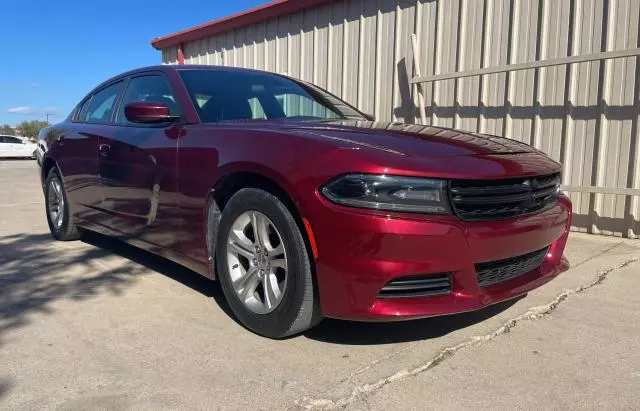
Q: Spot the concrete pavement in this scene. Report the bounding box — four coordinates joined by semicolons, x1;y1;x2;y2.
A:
1;160;638;410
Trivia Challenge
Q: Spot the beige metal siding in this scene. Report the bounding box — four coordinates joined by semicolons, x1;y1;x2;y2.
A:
164;0;640;238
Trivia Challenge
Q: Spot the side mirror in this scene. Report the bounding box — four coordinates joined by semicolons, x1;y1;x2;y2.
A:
363;113;375;121
125;102;175;123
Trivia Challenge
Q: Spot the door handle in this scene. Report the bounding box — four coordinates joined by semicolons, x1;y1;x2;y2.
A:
98;144;111;157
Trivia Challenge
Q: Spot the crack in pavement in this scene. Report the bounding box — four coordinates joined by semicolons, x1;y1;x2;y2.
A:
310;241;628;400
294;257;639;410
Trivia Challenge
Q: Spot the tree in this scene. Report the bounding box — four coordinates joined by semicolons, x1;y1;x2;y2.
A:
0;124;15;135
15;120;49;138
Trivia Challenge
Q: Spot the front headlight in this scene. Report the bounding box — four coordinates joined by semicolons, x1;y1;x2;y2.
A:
321;174;451;214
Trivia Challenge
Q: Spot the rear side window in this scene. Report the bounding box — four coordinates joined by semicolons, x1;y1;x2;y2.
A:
86;82;124;124
75;98;92;122
117;75;180;124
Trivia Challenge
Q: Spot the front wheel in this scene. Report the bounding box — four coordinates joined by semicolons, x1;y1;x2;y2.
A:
215;188;321;338
45;169;81;241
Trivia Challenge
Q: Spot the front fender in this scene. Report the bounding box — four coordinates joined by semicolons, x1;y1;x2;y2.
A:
214;161;308;215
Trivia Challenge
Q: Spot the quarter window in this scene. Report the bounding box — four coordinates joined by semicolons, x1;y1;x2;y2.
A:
117;75;180;124
86;82;124;124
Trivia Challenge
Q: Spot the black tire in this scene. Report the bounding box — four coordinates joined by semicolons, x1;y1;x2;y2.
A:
45;168;82;241
215;188;321;338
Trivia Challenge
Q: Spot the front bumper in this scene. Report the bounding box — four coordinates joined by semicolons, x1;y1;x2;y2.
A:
308;194;572;321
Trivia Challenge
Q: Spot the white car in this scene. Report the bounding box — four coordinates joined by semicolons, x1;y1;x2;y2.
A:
0;135;38;159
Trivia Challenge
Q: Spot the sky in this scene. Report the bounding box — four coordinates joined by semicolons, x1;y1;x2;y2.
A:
0;0;266;126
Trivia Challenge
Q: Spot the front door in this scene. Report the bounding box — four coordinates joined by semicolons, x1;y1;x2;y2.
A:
98;73;182;249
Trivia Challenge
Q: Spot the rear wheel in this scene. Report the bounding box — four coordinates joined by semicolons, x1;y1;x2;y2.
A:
45;169;81;241
215;188;321;338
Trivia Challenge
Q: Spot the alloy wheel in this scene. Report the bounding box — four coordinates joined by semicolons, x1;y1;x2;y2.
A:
47;178;64;229
226;211;288;314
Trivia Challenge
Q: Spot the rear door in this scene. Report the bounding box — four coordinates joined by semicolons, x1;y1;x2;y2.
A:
62;81;125;223
98;73;182;248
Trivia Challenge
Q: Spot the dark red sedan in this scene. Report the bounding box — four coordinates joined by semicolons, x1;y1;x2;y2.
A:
41;65;571;338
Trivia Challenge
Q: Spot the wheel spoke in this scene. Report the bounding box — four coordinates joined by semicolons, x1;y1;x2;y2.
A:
239;269;261;301
234;266;258;292
228;241;254;260
269;258;287;270
269;243;284;257
251;211;269;249
228;230;255;259
262;274;278;310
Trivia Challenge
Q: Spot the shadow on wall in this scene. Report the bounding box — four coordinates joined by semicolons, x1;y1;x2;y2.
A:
572;209;640;238
392;99;640;239
393;101;639;137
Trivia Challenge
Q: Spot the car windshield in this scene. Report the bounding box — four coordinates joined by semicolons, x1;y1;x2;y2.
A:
179;69;366;123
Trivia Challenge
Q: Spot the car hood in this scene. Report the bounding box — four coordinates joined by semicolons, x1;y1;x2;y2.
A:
262;120;539;158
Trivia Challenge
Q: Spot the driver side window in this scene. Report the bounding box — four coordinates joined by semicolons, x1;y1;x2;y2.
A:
117;75;180;124
86;82;124;124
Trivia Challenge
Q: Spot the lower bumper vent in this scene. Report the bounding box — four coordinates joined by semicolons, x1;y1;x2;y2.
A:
476;247;549;287
379;274;452;299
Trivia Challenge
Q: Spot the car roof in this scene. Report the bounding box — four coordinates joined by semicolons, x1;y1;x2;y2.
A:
90;65;287;95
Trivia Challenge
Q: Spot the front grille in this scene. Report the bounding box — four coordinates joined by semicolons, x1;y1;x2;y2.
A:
476;247;549;287
379;274;451;299
450;173;561;221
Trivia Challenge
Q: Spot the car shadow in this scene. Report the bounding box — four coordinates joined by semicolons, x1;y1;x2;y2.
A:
84;232;524;345
1;229;523;346
80;231;235;319
0;230;235;343
303;297;522;345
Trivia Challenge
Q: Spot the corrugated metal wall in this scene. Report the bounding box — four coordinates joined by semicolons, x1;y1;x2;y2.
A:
161;0;640;239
